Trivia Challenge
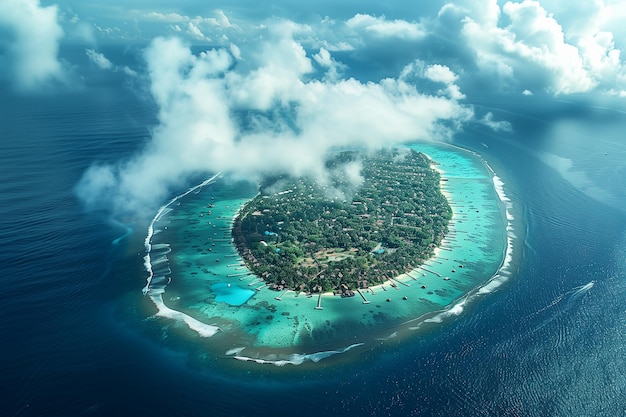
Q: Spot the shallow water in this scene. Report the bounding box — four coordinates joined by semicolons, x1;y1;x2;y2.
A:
143;142;516;362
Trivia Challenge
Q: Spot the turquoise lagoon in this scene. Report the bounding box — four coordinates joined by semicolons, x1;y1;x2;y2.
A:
142;143;515;365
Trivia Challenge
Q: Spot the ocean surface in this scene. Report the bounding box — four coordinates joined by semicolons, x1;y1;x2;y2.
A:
2;46;626;416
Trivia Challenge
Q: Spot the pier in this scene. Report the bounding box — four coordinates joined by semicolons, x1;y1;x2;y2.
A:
228;272;251;277
315;293;323;310
356;289;370;304
390;277;410;287
275;289;290;301
419;266;442;277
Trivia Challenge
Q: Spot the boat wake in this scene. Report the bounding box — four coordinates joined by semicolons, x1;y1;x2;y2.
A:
518;280;596;338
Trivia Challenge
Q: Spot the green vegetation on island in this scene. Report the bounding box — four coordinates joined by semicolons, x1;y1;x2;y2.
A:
231;148;452;296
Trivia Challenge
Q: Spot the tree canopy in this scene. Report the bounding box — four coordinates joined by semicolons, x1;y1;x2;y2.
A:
232;148;451;295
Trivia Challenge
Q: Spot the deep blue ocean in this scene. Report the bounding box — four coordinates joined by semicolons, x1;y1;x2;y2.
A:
2;46;626;417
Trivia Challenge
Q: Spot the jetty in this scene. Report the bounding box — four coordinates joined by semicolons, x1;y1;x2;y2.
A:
315;293;323;310
356;289;370;304
419;266;442;277
275;289;290;301
407;271;419;280
390;277;410;287
228;272;251;277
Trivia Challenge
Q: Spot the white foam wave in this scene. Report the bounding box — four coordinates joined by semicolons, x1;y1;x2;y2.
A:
225;347;246;356
143;173;220;295
463;170;515;299
142;174;222;339
233;343;364;366
376;331;398;341
415;155;518;329
424;297;468;324
487;169;515;276
151;293;221;338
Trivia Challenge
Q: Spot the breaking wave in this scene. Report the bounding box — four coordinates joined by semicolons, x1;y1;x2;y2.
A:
231;343;365;366
142;174;222;338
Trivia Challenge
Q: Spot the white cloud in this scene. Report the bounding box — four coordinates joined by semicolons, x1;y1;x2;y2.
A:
86;49;113;70
229;43;241;60
456;0;626;95
122;66;138;77
140;9;236;41
400;61;465;100
84;49;137;77
479;112;512;132
226;22;314;110
346;14;426;41
186;21;208;40
144;12;188;23
206;9;233;28
77;30;472;215
462;0;595;94
0;0;66;91
312;47;346;81
424;64;458;84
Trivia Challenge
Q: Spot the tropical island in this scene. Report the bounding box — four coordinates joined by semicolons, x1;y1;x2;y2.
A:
231;148;452;296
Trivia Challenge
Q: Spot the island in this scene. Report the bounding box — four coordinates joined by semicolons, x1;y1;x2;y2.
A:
144;142;511;357
231;148;452;296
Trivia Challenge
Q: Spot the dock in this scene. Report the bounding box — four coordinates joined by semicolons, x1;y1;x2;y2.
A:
228;272;251;277
390;277;410;287
275;289;291;301
315;293;323;310
419;266;442;277
356;289;370;304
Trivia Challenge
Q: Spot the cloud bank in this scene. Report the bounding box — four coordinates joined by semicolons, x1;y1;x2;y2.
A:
70;1;626;216
76;25;472;215
0;0;66;91
65;1;626;96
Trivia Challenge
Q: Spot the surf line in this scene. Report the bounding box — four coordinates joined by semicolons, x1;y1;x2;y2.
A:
445;142;517;293
406;143;517;330
141;173;224;338
143;173;221;295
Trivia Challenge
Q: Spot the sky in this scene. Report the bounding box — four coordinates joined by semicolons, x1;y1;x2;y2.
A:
2;0;625;214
